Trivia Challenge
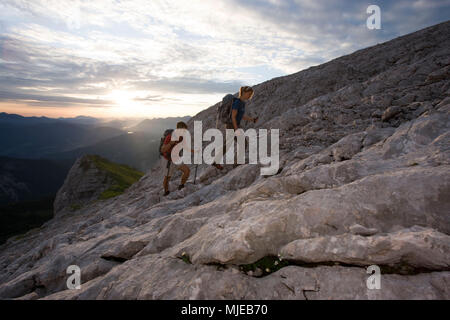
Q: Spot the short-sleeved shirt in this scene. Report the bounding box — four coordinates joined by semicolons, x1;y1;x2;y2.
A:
232;98;246;127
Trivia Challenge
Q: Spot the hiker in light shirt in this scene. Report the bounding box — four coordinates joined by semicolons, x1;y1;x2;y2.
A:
213;86;258;170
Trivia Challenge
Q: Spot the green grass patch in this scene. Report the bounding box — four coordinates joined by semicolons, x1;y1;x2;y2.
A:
70;203;82;211
179;252;192;264
85;155;144;200
240;255;289;276
12;226;42;241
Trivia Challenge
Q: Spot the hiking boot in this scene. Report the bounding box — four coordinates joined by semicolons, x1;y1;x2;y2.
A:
212;163;224;170
163;190;170;196
178;184;185;190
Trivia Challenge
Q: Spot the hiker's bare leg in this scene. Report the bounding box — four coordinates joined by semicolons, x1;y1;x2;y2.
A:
163;175;171;192
163;158;174;195
213;124;234;169
179;165;190;185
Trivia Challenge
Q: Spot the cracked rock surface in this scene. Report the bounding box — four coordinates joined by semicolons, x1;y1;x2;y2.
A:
0;21;449;300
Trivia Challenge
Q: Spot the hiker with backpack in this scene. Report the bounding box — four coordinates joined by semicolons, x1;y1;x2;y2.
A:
160;121;192;196
213;86;258;170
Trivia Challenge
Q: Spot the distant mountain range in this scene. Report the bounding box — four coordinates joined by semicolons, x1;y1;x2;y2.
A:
46;131;161;172
56;115;102;125
0;156;73;204
0;112;101;126
0;121;123;158
0;112;191;205
128;116;191;135
0;112;190;159
44;115;192;172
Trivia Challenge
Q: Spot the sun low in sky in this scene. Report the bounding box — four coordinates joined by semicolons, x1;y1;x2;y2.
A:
0;0;448;119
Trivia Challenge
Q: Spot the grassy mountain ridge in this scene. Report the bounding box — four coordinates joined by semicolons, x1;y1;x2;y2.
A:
82;154;145;200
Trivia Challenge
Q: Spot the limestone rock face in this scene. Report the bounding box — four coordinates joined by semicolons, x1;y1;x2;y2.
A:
280;227;450;270
0;21;449;300
53;155;115;216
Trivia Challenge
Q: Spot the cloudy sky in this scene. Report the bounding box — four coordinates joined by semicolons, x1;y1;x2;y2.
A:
0;0;449;119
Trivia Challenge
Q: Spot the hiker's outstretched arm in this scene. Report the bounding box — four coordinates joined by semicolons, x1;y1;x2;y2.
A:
231;109;238;130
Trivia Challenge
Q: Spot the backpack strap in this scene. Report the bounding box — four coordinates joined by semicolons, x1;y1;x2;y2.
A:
162;133;173;160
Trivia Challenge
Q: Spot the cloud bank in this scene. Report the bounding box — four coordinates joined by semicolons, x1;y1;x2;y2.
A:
0;0;448;118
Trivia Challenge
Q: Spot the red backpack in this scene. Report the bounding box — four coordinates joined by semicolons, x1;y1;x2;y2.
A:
159;129;174;160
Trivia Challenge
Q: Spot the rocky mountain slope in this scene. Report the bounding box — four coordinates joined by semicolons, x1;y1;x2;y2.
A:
0;21;449;300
